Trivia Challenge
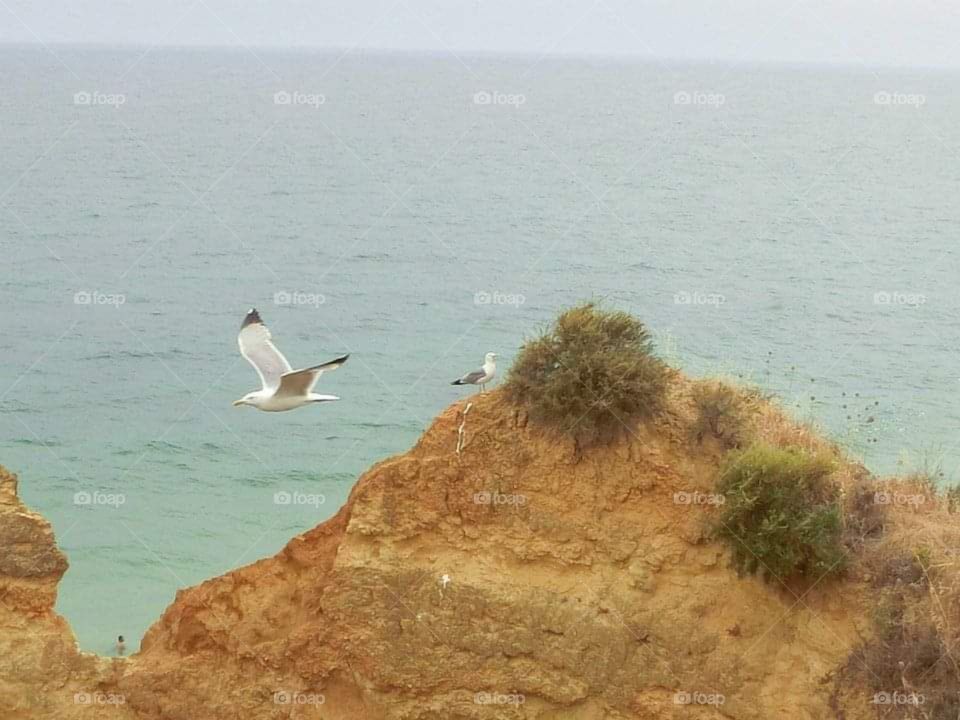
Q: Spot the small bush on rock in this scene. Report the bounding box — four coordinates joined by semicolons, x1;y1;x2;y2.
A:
714;443;846;581
504;303;669;447
689;380;750;449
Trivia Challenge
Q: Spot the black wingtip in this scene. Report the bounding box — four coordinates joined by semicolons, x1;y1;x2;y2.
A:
451;379;463;385
304;354;350;372
241;308;262;329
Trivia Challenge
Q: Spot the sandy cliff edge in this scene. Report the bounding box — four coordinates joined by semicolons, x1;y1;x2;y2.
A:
0;387;888;719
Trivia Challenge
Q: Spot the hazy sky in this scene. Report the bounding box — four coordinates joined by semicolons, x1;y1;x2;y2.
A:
2;0;960;68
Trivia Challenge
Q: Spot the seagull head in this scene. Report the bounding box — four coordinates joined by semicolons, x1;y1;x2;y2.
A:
233;393;257;408
485;352;498;363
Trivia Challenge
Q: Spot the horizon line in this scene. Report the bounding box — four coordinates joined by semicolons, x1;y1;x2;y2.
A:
1;40;958;73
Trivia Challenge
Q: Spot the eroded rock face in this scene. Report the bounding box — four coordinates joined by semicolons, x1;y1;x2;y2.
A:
0;392;873;719
0;467;69;613
0;467;132;720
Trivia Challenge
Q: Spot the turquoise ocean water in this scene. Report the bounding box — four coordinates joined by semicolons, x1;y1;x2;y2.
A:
1;46;959;653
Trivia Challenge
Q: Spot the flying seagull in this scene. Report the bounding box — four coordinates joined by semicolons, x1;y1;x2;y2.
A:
451;352;497;393
233;309;348;412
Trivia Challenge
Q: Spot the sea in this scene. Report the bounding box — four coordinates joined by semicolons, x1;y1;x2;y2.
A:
1;45;958;653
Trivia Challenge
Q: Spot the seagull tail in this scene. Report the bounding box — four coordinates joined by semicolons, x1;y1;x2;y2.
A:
451;379;464;385
309;394;340;403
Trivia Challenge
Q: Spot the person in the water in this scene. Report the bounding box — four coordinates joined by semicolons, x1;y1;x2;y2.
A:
115;635;126;656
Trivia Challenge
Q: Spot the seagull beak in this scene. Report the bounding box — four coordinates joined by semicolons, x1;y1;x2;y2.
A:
232;399;244;407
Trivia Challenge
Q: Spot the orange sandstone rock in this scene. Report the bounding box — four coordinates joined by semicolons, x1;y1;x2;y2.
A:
0;391;874;719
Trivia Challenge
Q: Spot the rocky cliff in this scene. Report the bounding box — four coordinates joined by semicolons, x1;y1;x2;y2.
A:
0;385;942;719
0;466;127;718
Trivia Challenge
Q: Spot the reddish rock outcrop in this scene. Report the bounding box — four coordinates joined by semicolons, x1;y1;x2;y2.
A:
0;467;130;719
0;390;879;719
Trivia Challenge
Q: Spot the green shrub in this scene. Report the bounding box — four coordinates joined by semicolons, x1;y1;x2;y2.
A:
503;303;669;447
714;443;846;581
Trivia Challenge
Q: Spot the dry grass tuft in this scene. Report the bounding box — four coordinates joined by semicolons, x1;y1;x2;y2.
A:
688;379;757;449
842;476;960;717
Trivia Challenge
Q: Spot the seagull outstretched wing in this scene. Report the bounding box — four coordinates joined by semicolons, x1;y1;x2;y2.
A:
276;354;350;398
238;309;292;391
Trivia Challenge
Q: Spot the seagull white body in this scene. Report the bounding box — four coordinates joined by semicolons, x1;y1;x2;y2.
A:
451;352;498;393
233;309;348;412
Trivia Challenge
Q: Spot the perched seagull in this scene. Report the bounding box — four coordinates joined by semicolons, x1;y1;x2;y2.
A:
233;309;348;412
451;352;497;393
